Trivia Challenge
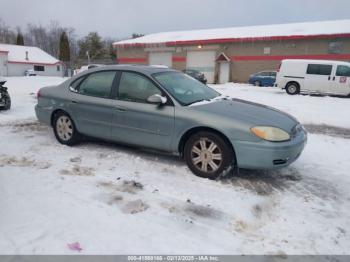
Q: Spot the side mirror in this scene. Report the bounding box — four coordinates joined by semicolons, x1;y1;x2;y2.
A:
147;94;167;104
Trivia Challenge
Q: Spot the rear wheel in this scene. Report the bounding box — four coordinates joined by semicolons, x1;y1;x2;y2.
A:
286;82;300;95
184;131;234;179
254;80;261;86
53;111;80;145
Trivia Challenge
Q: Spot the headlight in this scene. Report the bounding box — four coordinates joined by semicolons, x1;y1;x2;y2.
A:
251;126;290;142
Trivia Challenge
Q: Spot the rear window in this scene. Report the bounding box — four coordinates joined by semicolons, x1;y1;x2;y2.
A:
306;64;332;75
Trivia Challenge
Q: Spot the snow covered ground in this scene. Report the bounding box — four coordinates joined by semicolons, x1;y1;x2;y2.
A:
1;77;350;255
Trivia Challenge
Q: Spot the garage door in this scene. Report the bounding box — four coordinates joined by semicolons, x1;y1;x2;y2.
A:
149;52;172;68
186;51;216;83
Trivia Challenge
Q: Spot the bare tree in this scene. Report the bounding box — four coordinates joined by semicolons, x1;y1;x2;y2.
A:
0;18;16;44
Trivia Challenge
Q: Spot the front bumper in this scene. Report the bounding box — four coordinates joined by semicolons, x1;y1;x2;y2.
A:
231;129;307;169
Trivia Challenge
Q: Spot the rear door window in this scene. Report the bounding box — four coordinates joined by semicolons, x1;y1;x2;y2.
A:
336;65;350;77
78;71;116;98
306;64;332;75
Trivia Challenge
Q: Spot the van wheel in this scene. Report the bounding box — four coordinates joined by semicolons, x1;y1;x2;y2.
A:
286;82;300;95
184;131;234;180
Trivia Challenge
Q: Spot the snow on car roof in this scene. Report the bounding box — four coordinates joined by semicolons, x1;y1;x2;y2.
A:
0;43;60;65
114;19;350;47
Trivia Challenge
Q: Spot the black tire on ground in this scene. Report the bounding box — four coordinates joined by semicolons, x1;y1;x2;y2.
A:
254;80;261;86
286;82;300;95
184;131;235;179
4;95;11;110
53;111;80;146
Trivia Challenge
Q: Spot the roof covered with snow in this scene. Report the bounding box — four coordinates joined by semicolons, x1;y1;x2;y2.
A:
0;43;60;65
114;19;350;47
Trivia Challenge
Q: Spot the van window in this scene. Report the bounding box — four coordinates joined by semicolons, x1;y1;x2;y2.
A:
336;65;350;77
306;64;332;76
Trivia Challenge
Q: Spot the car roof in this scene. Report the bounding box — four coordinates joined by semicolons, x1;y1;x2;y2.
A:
84;64;177;76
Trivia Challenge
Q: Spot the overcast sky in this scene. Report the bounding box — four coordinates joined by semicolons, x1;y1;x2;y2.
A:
1;0;350;39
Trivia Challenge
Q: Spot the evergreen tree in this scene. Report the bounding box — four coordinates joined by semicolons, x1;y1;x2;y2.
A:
59;31;70;62
78;32;108;60
16;32;24;45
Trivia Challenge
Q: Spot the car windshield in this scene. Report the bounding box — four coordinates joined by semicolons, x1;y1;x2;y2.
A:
153;72;220;106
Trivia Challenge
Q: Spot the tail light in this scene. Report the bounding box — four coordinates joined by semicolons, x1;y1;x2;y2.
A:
36;90;41;99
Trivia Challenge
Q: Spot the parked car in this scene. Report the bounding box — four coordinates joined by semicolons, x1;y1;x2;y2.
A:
35;65;307;179
276;59;350;96
183;69;207;84
25;69;36;76
248;71;277;86
0;77;11;110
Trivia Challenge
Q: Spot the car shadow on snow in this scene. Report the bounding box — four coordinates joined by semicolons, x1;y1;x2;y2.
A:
224;167;339;202
223;168;302;196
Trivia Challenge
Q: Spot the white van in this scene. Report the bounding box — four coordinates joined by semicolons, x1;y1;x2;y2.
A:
276;59;350;96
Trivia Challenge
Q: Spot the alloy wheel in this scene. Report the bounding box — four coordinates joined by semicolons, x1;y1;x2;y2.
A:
56;115;73;141
191;138;223;172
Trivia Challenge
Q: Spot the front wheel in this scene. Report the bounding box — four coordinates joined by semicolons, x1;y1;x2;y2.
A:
53;111;80;146
184;131;234;179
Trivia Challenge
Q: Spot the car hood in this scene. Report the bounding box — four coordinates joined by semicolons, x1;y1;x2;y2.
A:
190;98;298;132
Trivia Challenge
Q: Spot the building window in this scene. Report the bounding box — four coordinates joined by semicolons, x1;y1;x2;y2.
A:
263;47;271;55
34;65;45;71
328;41;343;54
57;65;60;71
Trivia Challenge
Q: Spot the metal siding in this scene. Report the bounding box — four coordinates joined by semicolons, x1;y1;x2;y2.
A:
148;52;172;67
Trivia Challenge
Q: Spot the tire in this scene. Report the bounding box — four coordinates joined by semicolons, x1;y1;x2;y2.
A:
184;131;234;179
53;111;80;146
4;94;11;110
286;82;300;95
254;80;261;86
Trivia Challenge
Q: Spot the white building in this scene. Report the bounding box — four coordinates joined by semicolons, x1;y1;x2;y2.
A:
0;43;63;77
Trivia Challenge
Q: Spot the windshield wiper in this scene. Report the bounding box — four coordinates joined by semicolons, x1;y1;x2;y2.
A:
185;98;211;106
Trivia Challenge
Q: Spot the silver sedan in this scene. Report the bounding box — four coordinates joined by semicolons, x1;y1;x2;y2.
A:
35;65;307;179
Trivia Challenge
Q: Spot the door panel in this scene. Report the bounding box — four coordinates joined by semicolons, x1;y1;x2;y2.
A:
304;64;333;93
111;71;175;151
111;100;175;151
330;65;350;95
68;71;117;139
69;94;114;139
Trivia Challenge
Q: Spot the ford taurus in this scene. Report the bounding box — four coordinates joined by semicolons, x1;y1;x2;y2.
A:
35;65;307;179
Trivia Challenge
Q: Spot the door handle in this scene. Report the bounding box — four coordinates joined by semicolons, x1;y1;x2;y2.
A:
333;76;336;81
328;76;331;80
71;100;78;104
